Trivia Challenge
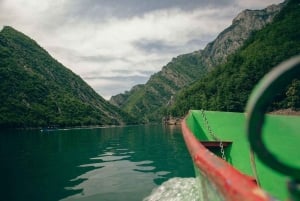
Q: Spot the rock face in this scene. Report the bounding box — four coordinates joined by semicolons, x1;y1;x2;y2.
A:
169;0;300;115
110;2;284;122
202;3;283;69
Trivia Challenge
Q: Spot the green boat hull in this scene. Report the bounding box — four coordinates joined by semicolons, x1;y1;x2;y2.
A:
184;110;300;200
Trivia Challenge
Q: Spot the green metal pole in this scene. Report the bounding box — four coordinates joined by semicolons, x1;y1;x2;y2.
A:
246;55;300;201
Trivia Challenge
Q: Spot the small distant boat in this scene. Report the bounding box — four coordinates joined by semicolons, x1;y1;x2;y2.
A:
181;56;300;201
163;116;182;125
40;125;59;132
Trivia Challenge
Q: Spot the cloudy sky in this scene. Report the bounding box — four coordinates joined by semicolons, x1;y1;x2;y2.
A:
0;0;283;99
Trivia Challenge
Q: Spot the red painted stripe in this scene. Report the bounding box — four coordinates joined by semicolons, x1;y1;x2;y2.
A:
181;117;273;201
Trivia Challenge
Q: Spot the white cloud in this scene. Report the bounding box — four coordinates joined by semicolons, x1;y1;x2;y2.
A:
235;0;284;9
49;7;233;72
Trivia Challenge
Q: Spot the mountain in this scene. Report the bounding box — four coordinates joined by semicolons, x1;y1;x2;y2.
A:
169;0;300;116
0;26;137;128
110;2;283;122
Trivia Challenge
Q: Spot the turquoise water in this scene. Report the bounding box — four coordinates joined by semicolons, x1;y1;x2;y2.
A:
0;124;196;201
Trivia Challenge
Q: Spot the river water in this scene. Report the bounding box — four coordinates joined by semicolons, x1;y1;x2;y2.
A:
0;124;198;201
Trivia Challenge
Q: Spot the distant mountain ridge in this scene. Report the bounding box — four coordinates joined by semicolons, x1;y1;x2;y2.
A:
110;2;284;122
0;26;136;128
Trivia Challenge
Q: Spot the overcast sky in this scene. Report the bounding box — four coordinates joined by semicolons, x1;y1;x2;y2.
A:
0;0;283;99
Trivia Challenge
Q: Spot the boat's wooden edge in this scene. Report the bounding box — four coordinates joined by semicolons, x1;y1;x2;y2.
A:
200;141;232;148
181;117;274;201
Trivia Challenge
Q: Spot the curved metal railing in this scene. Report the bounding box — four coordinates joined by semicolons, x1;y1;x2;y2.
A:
246;55;300;201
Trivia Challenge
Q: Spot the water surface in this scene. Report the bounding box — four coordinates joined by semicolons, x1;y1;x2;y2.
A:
0;124;195;201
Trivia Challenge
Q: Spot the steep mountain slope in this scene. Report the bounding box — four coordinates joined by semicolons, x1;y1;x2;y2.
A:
0;26;137;128
169;0;300;116
110;2;283;122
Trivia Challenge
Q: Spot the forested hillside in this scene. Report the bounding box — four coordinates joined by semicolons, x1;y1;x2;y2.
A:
111;53;207;122
0;26;137;128
110;2;283;122
168;0;300;116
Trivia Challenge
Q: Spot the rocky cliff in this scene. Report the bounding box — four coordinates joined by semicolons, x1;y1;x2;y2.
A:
201;3;283;69
110;2;284;122
169;0;300;116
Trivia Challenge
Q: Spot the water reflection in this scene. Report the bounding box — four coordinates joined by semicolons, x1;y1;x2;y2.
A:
0;125;194;201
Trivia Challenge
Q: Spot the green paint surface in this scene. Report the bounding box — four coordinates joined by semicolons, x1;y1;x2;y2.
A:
186;110;300;200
